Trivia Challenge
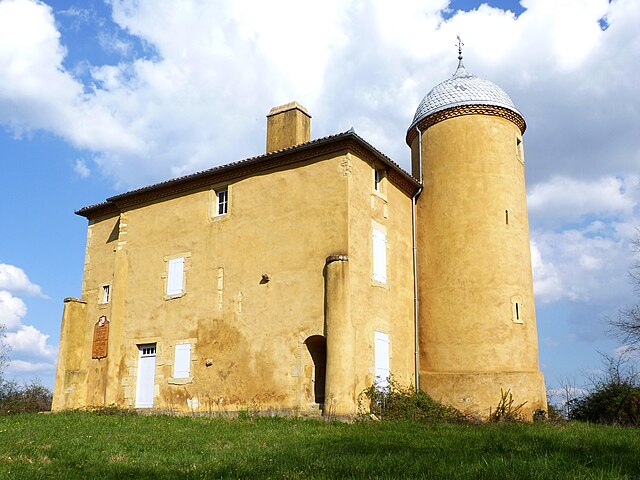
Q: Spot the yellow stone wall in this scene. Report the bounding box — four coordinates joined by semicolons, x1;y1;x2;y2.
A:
413;113;546;418
266;102;311;153
52;298;88;410
53;149;417;414
53;103;546;420
347;155;417;392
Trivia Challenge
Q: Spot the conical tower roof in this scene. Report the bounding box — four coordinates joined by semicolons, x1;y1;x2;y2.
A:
407;56;524;136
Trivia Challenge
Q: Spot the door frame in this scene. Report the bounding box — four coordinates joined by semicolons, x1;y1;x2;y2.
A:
135;343;157;408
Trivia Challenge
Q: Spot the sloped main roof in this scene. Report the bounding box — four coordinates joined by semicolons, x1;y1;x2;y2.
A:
76;130;420;219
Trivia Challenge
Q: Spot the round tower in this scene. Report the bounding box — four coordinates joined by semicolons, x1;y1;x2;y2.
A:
408;49;546;419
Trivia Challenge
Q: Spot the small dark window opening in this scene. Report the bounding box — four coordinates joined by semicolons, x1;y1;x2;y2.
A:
102;285;110;304
374;169;383;192
515;302;520;321
305;335;326;405
505;210;509;225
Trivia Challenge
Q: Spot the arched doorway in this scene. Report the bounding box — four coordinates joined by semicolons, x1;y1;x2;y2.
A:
304;335;326;405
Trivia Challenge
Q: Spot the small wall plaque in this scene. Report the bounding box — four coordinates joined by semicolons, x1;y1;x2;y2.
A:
92;315;110;359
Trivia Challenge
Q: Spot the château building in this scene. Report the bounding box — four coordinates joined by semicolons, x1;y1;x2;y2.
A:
53;54;547;418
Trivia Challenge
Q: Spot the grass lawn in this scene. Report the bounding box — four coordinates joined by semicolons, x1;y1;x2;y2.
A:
1;412;639;479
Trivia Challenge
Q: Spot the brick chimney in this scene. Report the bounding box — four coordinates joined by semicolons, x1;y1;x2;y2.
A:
266;101;311;153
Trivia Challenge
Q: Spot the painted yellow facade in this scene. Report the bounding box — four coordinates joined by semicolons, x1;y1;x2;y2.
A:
409;113;546;416
54;62;547;418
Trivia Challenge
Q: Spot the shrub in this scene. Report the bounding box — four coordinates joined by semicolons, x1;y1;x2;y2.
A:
532;408;547;423
357;378;465;423
488;388;527;423
545;403;566;423
0;380;52;415
569;381;640;426
568;354;640;427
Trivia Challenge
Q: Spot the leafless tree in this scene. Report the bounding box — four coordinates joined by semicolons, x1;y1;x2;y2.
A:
0;323;8;384
609;230;640;349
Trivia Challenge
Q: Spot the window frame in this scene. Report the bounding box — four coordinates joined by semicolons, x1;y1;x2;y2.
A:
209;185;231;221
372;167;387;199
374;331;390;389
172;343;192;379
167;339;196;385
163;253;191;299
216;189;228;216
511;296;524;324
516;135;525;164
374;169;383;192
99;284;111;305
167;257;185;296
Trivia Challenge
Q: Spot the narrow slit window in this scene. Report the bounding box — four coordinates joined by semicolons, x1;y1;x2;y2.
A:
511;297;523;324
505;210;509;225
516;136;524;163
216;189;228;216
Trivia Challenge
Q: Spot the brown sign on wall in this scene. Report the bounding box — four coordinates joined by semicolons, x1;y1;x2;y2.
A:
92;316;110;359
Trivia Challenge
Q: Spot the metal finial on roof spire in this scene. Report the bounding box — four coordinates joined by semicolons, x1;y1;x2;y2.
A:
456;35;465;68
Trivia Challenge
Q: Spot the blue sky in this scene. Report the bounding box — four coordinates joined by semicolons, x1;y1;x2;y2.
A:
1;0;639;406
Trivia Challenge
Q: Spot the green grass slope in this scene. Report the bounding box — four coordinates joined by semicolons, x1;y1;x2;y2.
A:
1;413;639;479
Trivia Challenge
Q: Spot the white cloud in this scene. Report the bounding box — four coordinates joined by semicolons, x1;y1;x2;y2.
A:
1;0;639;191
547;386;589;405
531;241;565;303
97;30;132;56
5;325;57;360
529;174;639;307
613;344;640;359
0;263;57;379
528;176;639;228
0;290;27;330
0;263;45;297
73;159;91;178
0;0;142;153
532;226;635;306
6;359;56;374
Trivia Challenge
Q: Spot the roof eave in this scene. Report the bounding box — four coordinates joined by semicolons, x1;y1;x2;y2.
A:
76;131;420;219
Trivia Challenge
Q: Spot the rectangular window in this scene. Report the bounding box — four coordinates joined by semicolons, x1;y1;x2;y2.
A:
167;257;185;296
100;284;110;304
374;331;390;389
216;189;228;216
374;169;383;192
372;228;387;284
173;343;191;379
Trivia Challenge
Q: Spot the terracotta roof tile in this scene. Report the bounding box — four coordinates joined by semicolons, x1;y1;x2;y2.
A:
76;130;419;217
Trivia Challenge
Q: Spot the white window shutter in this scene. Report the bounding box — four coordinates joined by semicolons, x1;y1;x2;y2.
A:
167;257;184;295
374;332;390;388
173;343;191;379
372;229;387;284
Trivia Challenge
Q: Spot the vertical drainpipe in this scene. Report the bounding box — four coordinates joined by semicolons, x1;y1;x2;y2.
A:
412;125;423;391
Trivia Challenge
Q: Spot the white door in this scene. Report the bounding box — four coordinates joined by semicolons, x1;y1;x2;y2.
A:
374;332;390;389
135;344;156;408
